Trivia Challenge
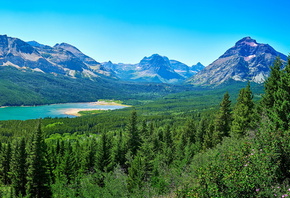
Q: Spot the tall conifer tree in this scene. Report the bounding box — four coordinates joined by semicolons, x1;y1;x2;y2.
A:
213;92;232;145
10;138;27;197
127;110;140;157
262;57;283;108
231;82;254;137
262;56;290;130
273;56;290;130
26;122;52;198
96;131;111;172
2;142;12;185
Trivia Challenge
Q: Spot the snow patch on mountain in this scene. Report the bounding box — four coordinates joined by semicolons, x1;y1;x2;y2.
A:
32;68;45;73
2;61;20;68
244;55;256;61
252;73;266;83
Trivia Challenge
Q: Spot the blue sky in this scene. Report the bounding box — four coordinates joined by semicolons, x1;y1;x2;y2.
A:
0;0;289;65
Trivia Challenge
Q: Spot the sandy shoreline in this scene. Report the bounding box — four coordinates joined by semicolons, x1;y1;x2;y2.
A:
62;108;103;116
62;101;130;116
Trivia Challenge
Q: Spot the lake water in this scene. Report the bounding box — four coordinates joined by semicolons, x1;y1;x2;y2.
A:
0;102;125;121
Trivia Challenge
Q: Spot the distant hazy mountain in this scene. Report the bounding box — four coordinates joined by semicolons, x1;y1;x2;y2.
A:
170;60;204;78
102;54;204;84
187;37;287;86
191;62;205;73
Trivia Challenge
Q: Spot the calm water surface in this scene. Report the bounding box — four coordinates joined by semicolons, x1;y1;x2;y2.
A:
0;102;125;120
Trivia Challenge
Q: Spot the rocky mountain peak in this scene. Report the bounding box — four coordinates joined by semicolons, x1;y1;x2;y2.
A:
235;36;258;47
193;62;204;68
27;41;46;48
220;36;279;59
102;55;203;83
187;37;287;86
139;54;172;72
141;54;166;63
54;43;81;53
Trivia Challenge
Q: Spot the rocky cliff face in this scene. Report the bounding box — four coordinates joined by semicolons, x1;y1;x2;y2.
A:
187;37;287;86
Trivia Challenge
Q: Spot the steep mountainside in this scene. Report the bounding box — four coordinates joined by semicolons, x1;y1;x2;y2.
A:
187;37;287;86
0;35;111;79
102;54;204;83
0;35;65;74
55;43;111;76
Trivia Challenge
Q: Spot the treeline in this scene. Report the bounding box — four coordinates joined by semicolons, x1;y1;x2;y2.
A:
0;56;290;197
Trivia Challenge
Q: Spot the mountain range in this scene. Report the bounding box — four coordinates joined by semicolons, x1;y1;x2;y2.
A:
0;34;191;106
187;37;288;86
0;35;112;79
102;54;204;83
0;34;204;84
0;34;288;88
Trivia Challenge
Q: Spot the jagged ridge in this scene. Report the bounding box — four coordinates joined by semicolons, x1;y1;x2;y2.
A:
187;37;287;86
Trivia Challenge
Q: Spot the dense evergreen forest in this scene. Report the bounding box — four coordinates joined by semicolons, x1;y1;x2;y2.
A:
0;56;290;197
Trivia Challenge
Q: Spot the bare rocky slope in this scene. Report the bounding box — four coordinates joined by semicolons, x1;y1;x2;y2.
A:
187;37;287;86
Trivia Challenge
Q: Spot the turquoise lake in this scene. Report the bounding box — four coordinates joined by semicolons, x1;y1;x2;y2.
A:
0;102;125;121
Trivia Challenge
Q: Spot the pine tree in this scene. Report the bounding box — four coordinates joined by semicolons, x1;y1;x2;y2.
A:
195;117;207;149
162;125;174;165
26;122;52;198
262;56;290;130
127;153;146;192
96;131;111;172
84;138;97;173
203;120;214;149
10;138;27;197
110;130;126;170
262;57;283;108
212;92;232;145
1;142;12;185
231;82;255;137
55;142;76;184
163;125;173;148
127;110;141;157
272;56;290;130
183;119;196;143
140;120;149;140
128;134;156;190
